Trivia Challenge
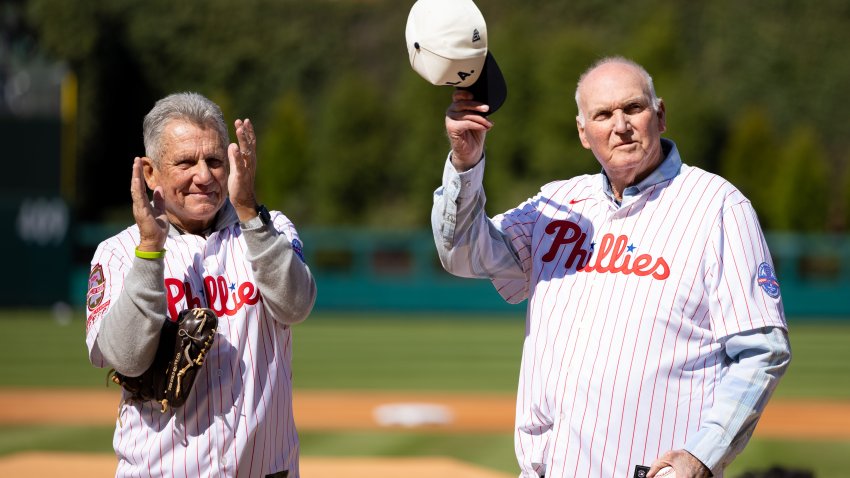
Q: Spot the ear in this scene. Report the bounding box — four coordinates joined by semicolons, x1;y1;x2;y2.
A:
141;156;157;190
576;116;591;150
656;99;667;134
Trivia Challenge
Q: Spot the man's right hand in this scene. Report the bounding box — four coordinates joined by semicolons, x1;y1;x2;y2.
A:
445;89;493;172
131;157;168;252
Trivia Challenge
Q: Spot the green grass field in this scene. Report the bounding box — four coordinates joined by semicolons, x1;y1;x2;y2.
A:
0;310;848;476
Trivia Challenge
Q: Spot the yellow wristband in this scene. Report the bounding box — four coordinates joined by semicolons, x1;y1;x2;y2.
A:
135;247;166;260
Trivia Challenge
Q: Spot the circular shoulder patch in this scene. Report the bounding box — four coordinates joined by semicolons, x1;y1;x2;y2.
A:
87;264;107;310
757;262;780;298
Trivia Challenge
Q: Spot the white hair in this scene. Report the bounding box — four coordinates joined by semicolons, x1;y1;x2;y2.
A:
142;92;229;167
574;56;662;127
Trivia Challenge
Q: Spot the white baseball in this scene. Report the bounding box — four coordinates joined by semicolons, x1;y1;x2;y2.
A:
656;466;676;477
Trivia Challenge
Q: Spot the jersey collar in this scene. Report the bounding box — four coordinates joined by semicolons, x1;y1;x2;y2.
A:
601;138;682;205
167;200;240;238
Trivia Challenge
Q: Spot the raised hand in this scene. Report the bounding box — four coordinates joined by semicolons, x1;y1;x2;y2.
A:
227;118;259;222
445;89;493;171
131;157;168;251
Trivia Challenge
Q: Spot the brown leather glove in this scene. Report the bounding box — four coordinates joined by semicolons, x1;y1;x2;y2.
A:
109;308;218;412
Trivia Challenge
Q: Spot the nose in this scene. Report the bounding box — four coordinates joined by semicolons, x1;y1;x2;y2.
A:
194;160;214;184
613;110;629;133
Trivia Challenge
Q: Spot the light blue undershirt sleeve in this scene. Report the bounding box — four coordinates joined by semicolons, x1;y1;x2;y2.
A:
684;326;791;474
431;152;525;280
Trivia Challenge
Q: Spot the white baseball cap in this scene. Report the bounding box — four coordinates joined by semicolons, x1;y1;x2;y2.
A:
405;0;507;115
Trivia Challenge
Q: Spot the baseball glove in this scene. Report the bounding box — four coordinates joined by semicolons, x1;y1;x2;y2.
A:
109;307;218;413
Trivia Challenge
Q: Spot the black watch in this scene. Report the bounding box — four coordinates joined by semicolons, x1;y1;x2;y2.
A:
241;204;271;229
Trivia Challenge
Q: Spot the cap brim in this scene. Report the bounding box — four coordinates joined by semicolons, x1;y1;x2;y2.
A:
457;52;507;116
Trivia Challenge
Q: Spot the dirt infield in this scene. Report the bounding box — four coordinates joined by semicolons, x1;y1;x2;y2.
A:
0;452;515;478
1;389;848;477
0;389;516;431
1;389;849;438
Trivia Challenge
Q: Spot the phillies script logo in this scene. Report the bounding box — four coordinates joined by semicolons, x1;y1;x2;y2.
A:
165;276;261;321
542;220;670;279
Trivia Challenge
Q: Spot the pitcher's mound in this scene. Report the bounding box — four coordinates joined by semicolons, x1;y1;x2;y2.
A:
0;452;514;478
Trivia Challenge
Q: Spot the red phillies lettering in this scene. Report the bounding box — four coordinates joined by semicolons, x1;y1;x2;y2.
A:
165;278;185;319
165;276;261;320
205;276;261;317
543;220;670;280
542;220;588;269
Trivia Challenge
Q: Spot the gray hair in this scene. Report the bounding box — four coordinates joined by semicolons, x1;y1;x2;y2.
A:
142;92;229;167
575;56;662;127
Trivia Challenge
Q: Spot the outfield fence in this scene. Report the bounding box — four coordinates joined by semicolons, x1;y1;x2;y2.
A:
1;219;847;316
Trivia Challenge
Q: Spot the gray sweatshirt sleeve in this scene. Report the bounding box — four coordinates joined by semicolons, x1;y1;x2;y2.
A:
241;217;317;326
94;212;316;374
95;256;167;376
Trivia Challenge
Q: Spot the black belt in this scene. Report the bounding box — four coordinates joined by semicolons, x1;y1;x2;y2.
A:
266;471;288;478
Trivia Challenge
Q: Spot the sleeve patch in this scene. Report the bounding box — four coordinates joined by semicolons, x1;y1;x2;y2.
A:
87;264;106;311
757;262;781;298
86;300;110;331
291;238;305;263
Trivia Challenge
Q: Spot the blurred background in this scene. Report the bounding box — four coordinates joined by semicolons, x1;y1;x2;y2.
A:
2;0;849;314
0;0;848;476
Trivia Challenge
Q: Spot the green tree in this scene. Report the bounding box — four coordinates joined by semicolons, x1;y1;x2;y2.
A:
523;27;600;191
718;107;780;227
21;0;850;231
840;161;850;231
390;71;453;227
770;126;830;231
309;71;393;226
256;91;311;220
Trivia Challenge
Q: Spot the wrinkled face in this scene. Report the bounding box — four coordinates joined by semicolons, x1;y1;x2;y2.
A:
144;119;229;234
576;62;666;184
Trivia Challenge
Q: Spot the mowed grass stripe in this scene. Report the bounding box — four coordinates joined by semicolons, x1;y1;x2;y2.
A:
0;310;848;398
293;313;524;390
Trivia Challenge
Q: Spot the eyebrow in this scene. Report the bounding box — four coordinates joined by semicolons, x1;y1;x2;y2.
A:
588;96;648;116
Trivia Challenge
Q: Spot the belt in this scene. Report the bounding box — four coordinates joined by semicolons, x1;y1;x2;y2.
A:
266;471;288;478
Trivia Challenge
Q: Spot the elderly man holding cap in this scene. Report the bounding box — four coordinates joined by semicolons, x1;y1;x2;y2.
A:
408;2;792;478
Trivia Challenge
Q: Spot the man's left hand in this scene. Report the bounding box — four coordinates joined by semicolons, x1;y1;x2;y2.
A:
228;118;259;222
648;449;711;478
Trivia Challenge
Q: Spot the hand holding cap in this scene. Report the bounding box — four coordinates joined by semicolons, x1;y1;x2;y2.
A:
405;0;507;115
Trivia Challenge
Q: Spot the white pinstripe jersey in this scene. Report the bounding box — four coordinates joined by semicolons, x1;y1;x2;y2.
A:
485;156;786;477
85;211;302;478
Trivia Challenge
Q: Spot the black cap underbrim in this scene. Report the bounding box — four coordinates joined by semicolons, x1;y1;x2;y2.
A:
457;52;507;116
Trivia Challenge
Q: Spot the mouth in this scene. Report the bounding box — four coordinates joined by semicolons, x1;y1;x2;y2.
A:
187;191;219;201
